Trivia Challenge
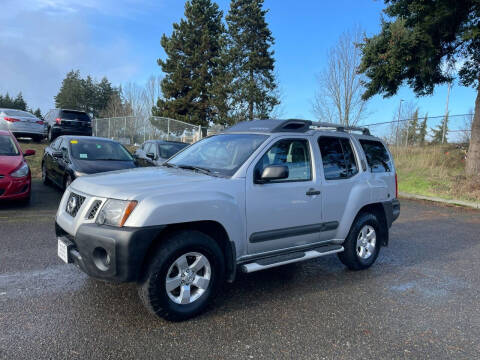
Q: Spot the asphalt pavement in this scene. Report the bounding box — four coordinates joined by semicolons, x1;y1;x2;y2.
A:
1;181;480;359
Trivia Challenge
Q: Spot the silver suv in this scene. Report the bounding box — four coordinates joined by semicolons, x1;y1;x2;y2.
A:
55;119;400;321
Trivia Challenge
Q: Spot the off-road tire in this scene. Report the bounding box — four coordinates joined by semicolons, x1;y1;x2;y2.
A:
138;230;224;321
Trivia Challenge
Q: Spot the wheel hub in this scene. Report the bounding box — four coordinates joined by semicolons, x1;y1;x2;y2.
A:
356;225;376;260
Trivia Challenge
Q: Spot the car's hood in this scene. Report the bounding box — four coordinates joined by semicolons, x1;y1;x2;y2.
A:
73;159;136;174
70;166;225;200
0;155;23;174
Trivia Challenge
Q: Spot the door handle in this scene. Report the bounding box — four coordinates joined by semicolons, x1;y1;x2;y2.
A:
306;188;321;196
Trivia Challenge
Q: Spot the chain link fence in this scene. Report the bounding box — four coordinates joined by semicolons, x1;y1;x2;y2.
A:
93;116;202;145
363;113;473;146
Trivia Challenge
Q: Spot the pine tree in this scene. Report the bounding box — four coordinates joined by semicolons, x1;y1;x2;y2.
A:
418;114;428;146
55;70;118;118
13;93;27;111
225;0;279;121
431;113;449;144
154;0;225;129
33;108;43;119
406;108;419;145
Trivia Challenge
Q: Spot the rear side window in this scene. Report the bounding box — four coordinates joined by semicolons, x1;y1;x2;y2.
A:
61;111;90;122
359;140;392;173
318;137;358;180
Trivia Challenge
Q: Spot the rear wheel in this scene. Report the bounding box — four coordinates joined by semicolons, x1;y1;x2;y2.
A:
338;213;381;270
138;230;224;321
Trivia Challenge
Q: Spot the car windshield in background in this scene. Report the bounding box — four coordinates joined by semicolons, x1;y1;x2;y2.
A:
61;111;90;122
70;139;133;161
0;135;20;156
3;109;35;118
167;134;267;176
158;143;188;158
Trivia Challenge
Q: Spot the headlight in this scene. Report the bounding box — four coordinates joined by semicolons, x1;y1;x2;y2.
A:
74;171;87;177
96;199;137;227
10;162;29;178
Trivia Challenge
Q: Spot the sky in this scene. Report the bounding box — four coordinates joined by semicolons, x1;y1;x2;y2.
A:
0;0;476;132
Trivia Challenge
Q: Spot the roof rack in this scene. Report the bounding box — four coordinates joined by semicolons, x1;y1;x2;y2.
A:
223;119;370;135
309;121;370;136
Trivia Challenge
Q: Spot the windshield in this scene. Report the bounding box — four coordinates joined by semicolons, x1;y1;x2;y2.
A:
69;139;133;161
0;135;20;156
167;134;267;176
158;143;188;158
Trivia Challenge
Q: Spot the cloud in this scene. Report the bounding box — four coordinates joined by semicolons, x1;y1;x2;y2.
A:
0;0;154;113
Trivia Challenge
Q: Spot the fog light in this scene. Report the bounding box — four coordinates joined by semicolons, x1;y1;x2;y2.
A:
92;247;110;271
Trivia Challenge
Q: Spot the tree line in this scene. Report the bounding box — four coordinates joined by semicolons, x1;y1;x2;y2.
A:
0;92;42;119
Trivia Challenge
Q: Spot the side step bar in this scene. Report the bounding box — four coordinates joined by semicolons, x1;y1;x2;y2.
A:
241;245;344;273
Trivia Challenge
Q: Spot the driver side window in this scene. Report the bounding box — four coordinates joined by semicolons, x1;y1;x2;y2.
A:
254;139;311;182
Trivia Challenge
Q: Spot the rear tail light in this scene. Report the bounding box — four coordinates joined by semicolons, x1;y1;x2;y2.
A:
55;117;61;124
395;173;398;198
4;117;20;123
36;120;44;125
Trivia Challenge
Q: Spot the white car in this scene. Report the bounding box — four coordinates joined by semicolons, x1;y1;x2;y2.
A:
55;119;400;321
0;108;45;142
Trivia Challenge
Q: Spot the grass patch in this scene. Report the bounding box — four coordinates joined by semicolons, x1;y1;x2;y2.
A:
391;145;480;203
17;140;48;179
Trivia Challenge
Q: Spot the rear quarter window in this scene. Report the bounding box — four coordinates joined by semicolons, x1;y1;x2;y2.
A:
359;139;392;173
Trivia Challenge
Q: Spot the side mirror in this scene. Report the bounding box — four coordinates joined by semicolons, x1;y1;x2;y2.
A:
52;151;63;158
23;149;36;157
257;165;289;183
146;152;155;160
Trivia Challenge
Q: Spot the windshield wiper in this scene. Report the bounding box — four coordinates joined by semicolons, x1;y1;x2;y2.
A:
176;164;216;176
162;162;177;168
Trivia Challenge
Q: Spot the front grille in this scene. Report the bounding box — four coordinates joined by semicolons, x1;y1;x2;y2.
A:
86;200;102;220
65;192;86;217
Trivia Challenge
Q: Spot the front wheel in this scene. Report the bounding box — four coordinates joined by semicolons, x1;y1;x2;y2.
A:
138;230;224;321
338;213;381;270
41;162;51;185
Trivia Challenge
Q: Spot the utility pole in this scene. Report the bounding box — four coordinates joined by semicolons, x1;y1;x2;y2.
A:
396;99;404;146
442;81;451;144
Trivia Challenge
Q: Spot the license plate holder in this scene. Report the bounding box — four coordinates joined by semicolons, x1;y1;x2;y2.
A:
58;237;73;263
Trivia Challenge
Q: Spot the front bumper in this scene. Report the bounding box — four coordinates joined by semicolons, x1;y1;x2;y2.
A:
0;175;31;200
56;222;166;282
52;126;92;137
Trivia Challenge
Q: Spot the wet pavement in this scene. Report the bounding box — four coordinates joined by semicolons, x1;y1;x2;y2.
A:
1;181;480;359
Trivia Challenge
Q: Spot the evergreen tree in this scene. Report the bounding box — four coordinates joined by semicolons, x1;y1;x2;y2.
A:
33;108;43;120
406;108;419;145
225;0;279;121
358;0;480;175
431;113;449;144
418;114;428;146
55;70;118;118
154;0;225;129
0;92;28;110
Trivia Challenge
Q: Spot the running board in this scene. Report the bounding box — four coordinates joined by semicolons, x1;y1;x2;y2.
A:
241;245;344;273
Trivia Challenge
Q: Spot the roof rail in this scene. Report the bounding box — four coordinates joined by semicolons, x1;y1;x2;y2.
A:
309;121;370;136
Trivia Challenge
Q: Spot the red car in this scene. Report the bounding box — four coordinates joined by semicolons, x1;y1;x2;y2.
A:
0;130;35;202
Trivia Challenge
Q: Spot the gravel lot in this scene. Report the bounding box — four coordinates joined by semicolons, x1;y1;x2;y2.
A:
1;181;480;359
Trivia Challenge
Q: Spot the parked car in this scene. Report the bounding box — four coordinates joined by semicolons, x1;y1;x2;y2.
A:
134;140;189;166
0;108;45;142
42;136;136;190
44;109;92;142
55;119;400;321
0;130;35;202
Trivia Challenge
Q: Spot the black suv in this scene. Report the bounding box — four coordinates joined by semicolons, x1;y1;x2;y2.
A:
44;109;92;142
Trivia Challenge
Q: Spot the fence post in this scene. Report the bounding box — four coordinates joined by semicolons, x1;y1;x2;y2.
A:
95;119;97;136
167;118;170;141
124;117;127;140
198;125;202;140
108;118;111;139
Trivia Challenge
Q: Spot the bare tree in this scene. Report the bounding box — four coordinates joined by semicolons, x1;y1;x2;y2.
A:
312;27;368;126
460;109;474;144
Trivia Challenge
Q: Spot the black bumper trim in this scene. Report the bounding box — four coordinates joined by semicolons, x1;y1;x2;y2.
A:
56;222;166;282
